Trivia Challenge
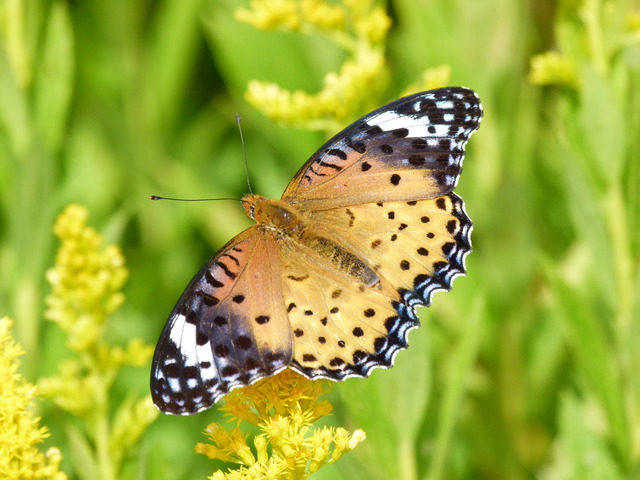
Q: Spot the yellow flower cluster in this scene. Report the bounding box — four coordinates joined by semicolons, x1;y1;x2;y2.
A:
628;11;640;37
236;0;391;131
529;51;579;89
0;317;66;480
45;204;128;351
245;51;385;131
236;0;346;33
529;3;640;88
40;204;154;415
38;204;157;478
196;370;366;480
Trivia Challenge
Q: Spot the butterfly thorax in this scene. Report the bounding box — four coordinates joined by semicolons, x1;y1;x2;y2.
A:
242;194;382;288
242;194;304;234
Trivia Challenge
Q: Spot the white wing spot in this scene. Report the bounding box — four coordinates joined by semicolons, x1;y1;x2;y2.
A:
168;313;199;367
432;124;453;136
435;100;454;109
367;111;433;137
197;342;216;380
186;378;199;389
169;314;186;345
168;377;181;392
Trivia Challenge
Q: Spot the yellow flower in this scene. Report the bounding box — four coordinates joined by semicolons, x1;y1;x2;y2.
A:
38;204;158;478
0;317;67;480
236;0;346;34
196;424;255;464
196;370;366;479
44;204;128;352
237;0;390;132
628;11;640;32
529;50;579;89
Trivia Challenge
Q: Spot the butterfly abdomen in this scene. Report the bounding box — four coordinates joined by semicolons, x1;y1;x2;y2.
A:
303;235;381;288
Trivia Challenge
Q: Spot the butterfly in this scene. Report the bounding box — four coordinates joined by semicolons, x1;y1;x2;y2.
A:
151;87;482;415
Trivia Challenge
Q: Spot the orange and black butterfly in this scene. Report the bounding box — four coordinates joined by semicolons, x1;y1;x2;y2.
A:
151;87;482;415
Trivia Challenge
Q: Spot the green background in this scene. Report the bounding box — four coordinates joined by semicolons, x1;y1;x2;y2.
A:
1;0;639;478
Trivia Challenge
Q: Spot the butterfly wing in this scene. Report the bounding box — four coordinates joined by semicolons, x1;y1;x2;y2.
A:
277;87;480;379
152;87;482;412
312;194;471;304
281;193;471;380
281;87;482;209
280;239;419;380
150;228;292;415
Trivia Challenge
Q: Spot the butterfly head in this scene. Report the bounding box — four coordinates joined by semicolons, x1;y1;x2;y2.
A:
242;194;303;232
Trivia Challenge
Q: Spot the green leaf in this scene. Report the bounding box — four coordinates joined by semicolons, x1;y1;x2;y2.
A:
541;392;624;480
67;424;98;480
144;0;210;131
576;67;625;184
338;321;431;480
550;275;630;464
33;1;74;152
425;296;485;480
0;46;30;156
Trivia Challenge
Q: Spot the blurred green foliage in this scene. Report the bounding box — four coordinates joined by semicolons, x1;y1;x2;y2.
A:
0;0;638;479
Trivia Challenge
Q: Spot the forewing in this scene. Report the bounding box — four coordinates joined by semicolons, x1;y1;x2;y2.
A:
282;87;482;209
150;228;292;415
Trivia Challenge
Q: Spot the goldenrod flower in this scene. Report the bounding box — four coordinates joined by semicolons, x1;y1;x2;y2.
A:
39;204;157;478
236;0;346;35
196;370;366;479
0;317;67;480
529;51;579;89
237;0;390;131
628;11;640;36
44;204;128;352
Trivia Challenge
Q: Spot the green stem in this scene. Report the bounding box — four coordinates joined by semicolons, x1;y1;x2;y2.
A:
580;0;608;75
398;438;417;480
604;182;633;466
91;352;116;480
96;409;115;480
606;184;633;334
426;298;484;480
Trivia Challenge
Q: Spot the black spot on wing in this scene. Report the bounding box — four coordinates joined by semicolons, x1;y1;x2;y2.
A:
381;144;393;154
326;148;347;160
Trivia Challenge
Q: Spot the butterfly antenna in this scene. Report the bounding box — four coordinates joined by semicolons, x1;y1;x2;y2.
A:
150;196;241;202
236;114;253;195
